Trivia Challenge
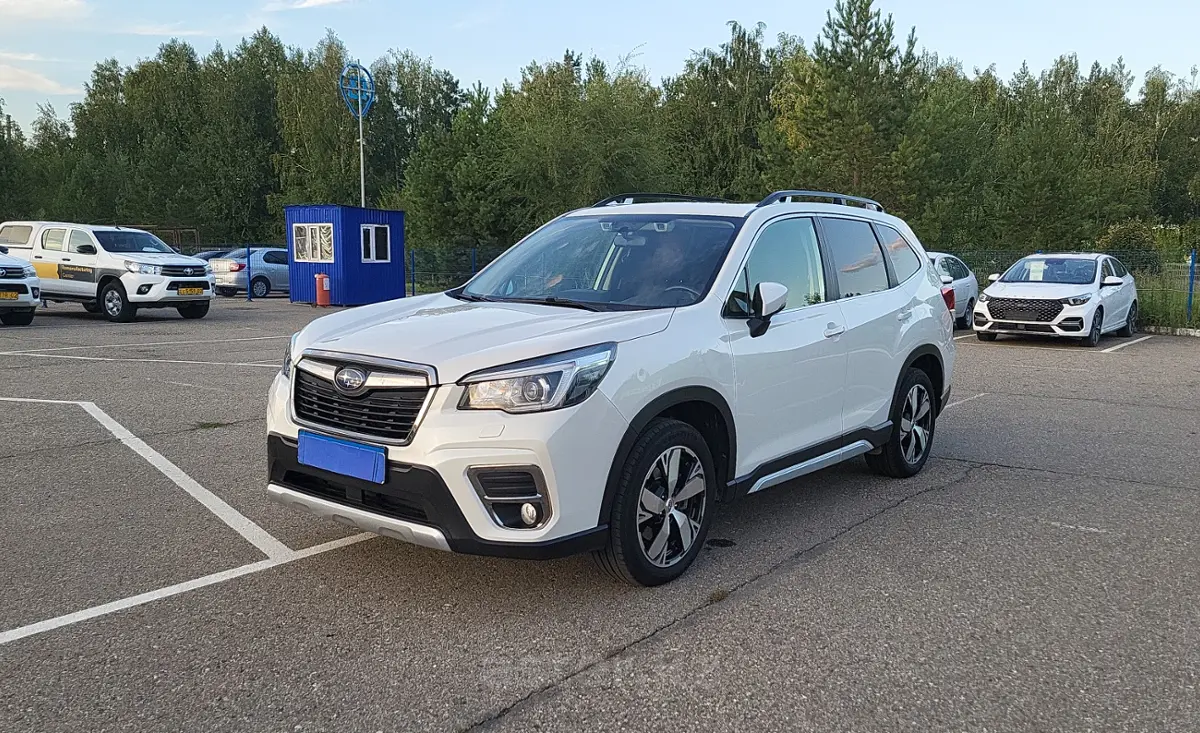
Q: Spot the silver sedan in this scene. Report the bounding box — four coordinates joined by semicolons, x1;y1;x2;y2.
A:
928;251;979;329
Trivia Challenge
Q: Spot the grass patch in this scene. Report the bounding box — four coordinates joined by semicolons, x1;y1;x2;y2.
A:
709;588;730;603
193;421;230;430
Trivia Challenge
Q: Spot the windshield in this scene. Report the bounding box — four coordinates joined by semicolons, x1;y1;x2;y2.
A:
94;230;175;254
459;214;743;310
1001;257;1097;285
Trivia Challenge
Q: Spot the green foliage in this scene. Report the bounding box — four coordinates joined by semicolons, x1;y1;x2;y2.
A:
1;0;1198;275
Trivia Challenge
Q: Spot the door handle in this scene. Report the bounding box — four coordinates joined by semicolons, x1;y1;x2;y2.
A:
823;324;846;338
62;258;71;262
34;255;43;260
897;309;913;321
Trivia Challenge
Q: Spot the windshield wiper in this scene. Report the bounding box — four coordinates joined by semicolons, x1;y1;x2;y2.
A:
449;291;495;303
499;296;606;312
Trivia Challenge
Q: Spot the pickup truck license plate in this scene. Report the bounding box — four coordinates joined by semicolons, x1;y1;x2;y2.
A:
178;287;204;296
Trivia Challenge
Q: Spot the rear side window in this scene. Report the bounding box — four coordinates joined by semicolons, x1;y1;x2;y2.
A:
41;228;66;251
0;225;33;246
875;224;922;283
951;258;970;279
263;251;288;265
821;218;889;298
730;217;826;315
1111;258;1128;277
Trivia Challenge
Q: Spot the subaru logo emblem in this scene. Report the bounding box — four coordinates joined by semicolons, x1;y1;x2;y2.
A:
334;366;368;394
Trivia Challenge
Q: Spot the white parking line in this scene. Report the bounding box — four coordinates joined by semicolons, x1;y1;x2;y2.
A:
953;334;974;341
945;392;988;410
0;335;287;355
0;353;280;368
0;533;374;646
0;397;290;559
1101;335;1153;353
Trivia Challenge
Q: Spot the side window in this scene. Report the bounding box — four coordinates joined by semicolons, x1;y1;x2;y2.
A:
263;251;288;265
68;230;94;253
821;218;890;298
729;217;825;316
1102;259;1115;278
1111;258;1128;277
875;224;922;283
935;257;953;278
0;224;33;247
41;228;66;252
952;258;971;279
361;224;390;263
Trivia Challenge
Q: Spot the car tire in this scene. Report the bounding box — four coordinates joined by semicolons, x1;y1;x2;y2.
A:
976;332;997;342
82;301;100;314
594;418;716;587
865;368;937;479
1082;308;1103;347
250;277;270;298
177;302;210;320
956;299;974;330
100;281;137;323
1116;301;1137;337
0;310;35;326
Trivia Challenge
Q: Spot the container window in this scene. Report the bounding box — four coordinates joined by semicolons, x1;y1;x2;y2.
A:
361;224;390;263
293;223;334;263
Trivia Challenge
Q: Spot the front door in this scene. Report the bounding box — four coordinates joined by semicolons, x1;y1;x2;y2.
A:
725;216;847;476
59;229;102;297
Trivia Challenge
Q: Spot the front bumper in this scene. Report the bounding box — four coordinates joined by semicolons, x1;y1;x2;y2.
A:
265;368;629;556
122;273;215;303
0;278;41;310
972;301;1093;337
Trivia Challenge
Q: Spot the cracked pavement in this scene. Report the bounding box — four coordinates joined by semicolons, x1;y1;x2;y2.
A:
1;300;1197;732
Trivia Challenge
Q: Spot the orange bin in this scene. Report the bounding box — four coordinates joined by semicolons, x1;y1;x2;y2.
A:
315;273;331;307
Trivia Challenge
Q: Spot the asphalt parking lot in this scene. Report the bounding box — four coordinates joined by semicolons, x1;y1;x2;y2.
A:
2;299;1197;732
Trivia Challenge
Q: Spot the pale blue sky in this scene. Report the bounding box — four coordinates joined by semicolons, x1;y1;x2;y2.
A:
0;0;1197;131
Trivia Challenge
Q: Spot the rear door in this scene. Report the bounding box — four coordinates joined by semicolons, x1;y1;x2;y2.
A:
263;250;290;290
31;226;70;296
822;217;914;435
725;216;847;473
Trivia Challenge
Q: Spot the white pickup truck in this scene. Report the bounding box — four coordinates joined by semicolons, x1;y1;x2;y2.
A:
0;221;215;322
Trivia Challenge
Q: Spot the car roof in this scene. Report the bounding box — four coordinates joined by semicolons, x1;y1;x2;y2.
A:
1018;252;1105;261
0;220;153;233
563;200;908;228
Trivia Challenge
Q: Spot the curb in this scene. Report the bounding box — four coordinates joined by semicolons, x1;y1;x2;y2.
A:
1142;325;1200;337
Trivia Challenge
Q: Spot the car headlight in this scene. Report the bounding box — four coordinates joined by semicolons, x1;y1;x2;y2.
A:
1060;294;1092;306
281;333;299;378
204;263;213;275
124;260;162;276
458;343;616;414
23;266;36;278
978;292;991;303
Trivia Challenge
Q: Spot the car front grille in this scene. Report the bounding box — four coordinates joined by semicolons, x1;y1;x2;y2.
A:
987;298;1063;322
0;284;29;294
0;267;28;279
293;368;429;443
161;264;208;277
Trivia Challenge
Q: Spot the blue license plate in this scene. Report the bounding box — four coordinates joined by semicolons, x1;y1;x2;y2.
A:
297;431;387;484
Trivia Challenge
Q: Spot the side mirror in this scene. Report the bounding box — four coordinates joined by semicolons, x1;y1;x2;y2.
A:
988;273;1000;283
749;282;788;337
940;274;954;285
75;244;97;255
1101;275;1123;287
0;245;7;255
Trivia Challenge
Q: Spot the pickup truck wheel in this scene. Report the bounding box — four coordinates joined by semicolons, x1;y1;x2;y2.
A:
100;282;137;323
177;302;210;320
594;418;715;586
865;368;937;479
0;310;35;326
82;301;100;314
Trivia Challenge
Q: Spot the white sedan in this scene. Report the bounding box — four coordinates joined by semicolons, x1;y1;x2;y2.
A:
973;253;1138;347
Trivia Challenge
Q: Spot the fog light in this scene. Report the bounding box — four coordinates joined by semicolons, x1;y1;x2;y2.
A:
137;284;151;295
520;503;539;527
31;287;40;298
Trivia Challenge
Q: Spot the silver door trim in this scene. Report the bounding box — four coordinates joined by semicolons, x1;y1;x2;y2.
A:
748;440;875;494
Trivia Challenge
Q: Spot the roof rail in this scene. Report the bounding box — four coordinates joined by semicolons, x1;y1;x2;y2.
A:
592;192;730;207
757;190;884;212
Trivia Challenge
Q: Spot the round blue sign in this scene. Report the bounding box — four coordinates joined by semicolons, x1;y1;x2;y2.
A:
339;63;376;119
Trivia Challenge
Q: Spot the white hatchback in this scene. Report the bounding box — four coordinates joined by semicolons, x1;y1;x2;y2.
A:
266;191;957;585
973;253;1138;347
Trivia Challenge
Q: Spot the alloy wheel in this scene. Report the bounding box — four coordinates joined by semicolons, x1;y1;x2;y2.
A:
637;446;707;568
104;289;123;317
899;384;933;465
252;280;269;298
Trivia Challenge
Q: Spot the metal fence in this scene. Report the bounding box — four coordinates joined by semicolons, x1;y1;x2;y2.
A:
958;250;1197;328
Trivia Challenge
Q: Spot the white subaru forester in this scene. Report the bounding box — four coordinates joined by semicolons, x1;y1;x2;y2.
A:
267;191;957;586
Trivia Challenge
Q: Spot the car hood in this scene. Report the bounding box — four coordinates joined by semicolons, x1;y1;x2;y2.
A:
117;252;207;267
293;293;674;384
0;252;30;269
983;281;1094;300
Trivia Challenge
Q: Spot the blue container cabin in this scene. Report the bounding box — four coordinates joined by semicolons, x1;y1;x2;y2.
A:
285;204;406;306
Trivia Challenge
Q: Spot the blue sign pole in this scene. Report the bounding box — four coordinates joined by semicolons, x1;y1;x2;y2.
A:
1187;249;1196;322
339;63;376;208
